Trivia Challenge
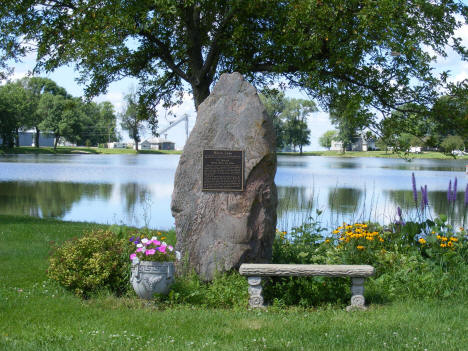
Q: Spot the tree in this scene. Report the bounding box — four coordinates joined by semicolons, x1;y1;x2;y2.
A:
38;94;82;149
77;101;119;146
319;130;338;150
1;0;467;124
329;94;373;152
440;135;465;155
120;92;146;151
282;99;317;154
20;77;69;147
0;82;29;148
259;89;287;150
260;91;316;152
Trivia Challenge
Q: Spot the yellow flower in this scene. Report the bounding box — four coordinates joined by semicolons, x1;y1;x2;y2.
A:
447;241;453;247
432;231;435;234
441;236;448;242
325;239;330;243
366;236;374;241
339;237;345;241
379;237;384;242
357;245;365;250
436;235;441;240
161;236;167;240
332;230;340;234
440;243;447;248
450;237;458;242
418;238;426;244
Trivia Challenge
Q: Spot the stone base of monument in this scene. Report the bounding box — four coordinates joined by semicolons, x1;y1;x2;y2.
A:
239;264;375;310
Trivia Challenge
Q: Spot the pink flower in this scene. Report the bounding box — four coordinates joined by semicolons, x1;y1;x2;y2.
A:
145;249;156;255
157;246;167;253
152;240;161;246
168;245;174;251
136;247;143;253
130;253;137;261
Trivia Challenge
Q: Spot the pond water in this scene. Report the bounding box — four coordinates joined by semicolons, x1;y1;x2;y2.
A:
0;154;466;231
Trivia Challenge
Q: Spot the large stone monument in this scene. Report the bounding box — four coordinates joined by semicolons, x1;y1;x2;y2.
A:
171;72;277;280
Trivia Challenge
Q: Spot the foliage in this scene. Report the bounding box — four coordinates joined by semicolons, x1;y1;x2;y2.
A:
2;0;467;127
128;234;177;262
48;229;132;298
120;91;152;151
0;82;29;148
155;272;249;308
319;130;338;150
270;208;468;306
440;135;465;154
260;90;316;152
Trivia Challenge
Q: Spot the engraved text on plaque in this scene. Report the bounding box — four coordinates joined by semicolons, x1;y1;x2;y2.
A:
202;150;244;191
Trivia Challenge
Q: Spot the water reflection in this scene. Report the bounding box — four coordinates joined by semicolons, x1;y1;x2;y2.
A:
0;181;112;217
277;186;315;217
328;188;362;214
0;154;467;230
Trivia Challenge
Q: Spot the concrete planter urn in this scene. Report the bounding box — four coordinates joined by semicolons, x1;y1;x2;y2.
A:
130;261;175;299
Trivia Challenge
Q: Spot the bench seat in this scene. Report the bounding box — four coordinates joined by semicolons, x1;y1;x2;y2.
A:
239;263;375;310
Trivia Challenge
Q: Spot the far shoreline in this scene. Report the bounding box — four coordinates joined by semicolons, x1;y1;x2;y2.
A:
1;146;467;160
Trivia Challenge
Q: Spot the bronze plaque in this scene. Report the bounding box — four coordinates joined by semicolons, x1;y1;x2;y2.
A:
202;149;244;191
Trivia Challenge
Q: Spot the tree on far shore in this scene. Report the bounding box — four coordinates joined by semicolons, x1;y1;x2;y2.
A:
319;130;338;150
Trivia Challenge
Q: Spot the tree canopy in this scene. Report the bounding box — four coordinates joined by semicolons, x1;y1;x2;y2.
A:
260;90;316;153
0;78;119;148
1;0;467;123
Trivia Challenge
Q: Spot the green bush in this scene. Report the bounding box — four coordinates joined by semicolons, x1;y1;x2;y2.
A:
440;135;464;154
156;272;249;308
48;229;132;298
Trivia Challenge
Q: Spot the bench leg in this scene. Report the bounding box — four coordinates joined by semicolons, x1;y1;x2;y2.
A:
347;277;367;311
247;276;264;308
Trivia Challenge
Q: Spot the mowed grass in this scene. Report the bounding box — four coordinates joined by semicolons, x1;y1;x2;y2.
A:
278;150;468;159
1;215;467;350
0;146;181;155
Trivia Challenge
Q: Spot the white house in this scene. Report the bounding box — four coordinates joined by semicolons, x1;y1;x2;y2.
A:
145;137;175;150
139;140;151;150
107;142;126;149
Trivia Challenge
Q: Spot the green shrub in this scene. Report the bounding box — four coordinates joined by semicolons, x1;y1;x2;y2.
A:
440;135;464;154
48;229;132;298
156;272;249;308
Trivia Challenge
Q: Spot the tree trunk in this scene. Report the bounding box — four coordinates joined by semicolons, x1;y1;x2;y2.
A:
54;136;58;150
135;139;139;151
299;145;303;156
15;128;20;147
192;80;211;111
35;127;40;148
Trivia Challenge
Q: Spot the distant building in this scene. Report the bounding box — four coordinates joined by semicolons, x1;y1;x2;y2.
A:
0;130;55;147
107;142;126;149
330;134;376;152
139;140;151;150
145;137;175;150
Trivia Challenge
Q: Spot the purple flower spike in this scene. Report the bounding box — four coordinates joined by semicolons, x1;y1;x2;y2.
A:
423;185;428;206
420;186;427;209
453;177;458;202
412;173;418;205
448;180;452;203
397;206;402;218
465;184;468;206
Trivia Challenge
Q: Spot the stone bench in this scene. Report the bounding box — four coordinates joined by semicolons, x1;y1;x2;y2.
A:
239;264;375;311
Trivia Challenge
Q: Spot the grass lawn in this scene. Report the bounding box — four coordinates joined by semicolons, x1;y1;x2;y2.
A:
1;147;466;160
278;150;468;160
0;146;181;155
1;215;467;350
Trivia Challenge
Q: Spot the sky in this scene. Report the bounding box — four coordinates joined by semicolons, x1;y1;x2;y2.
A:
5;18;468;151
